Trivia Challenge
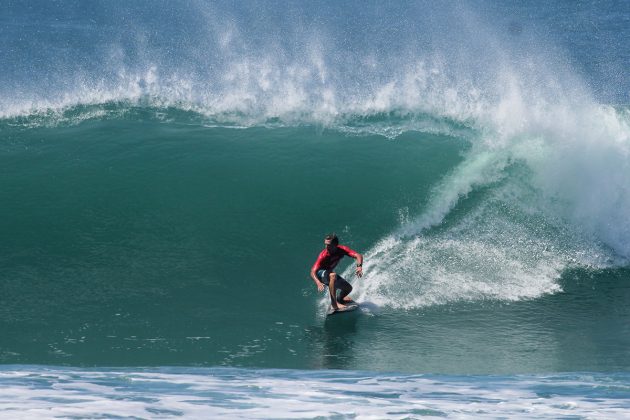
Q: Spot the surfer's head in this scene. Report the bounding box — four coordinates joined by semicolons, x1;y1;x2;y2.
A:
324;233;339;251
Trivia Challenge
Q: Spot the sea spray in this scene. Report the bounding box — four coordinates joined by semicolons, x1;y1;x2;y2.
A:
349;102;630;309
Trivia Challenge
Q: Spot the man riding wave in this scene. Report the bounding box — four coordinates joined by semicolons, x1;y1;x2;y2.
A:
310;233;363;311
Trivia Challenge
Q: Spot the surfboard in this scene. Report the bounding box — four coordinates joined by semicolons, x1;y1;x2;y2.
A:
326;303;359;316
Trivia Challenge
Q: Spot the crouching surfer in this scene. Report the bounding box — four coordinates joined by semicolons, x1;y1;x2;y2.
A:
310;233;363;311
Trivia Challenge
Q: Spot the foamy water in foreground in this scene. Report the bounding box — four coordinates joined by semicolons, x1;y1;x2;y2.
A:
1;366;628;419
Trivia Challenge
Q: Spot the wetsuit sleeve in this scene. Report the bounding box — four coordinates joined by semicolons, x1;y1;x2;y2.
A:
312;251;325;272
338;245;358;259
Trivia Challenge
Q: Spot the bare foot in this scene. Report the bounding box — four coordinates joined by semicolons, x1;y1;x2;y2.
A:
337;297;354;304
333;302;347;310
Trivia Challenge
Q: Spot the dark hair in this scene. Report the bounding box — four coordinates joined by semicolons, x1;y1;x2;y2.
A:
325;233;339;245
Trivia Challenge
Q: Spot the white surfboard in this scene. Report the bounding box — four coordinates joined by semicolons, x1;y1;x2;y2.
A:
326;303;359;316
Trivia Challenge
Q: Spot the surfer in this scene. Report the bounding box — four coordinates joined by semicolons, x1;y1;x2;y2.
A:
310;233;363;310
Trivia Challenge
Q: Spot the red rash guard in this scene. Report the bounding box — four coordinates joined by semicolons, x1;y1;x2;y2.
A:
312;245;358;272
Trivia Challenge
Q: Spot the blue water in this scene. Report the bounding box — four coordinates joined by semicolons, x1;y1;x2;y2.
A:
2;0;630;417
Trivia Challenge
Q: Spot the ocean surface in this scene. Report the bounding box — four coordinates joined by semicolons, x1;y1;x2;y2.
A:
2;0;630;418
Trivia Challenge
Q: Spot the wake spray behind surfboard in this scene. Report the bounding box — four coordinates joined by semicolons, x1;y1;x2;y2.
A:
334;31;630;311
347;97;630;311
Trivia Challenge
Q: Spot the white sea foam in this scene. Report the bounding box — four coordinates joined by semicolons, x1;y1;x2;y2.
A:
0;367;628;419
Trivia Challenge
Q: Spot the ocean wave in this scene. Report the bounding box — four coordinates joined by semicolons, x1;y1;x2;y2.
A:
5;0;630;313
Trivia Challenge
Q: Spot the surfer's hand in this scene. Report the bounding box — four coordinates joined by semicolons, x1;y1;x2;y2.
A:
317;281;325;292
355;266;363;278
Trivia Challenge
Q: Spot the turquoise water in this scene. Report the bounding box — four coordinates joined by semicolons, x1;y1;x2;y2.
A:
2;0;630;417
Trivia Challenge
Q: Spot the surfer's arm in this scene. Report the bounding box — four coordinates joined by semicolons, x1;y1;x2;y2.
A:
338;245;364;277
310;267;325;292
354;253;363;277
